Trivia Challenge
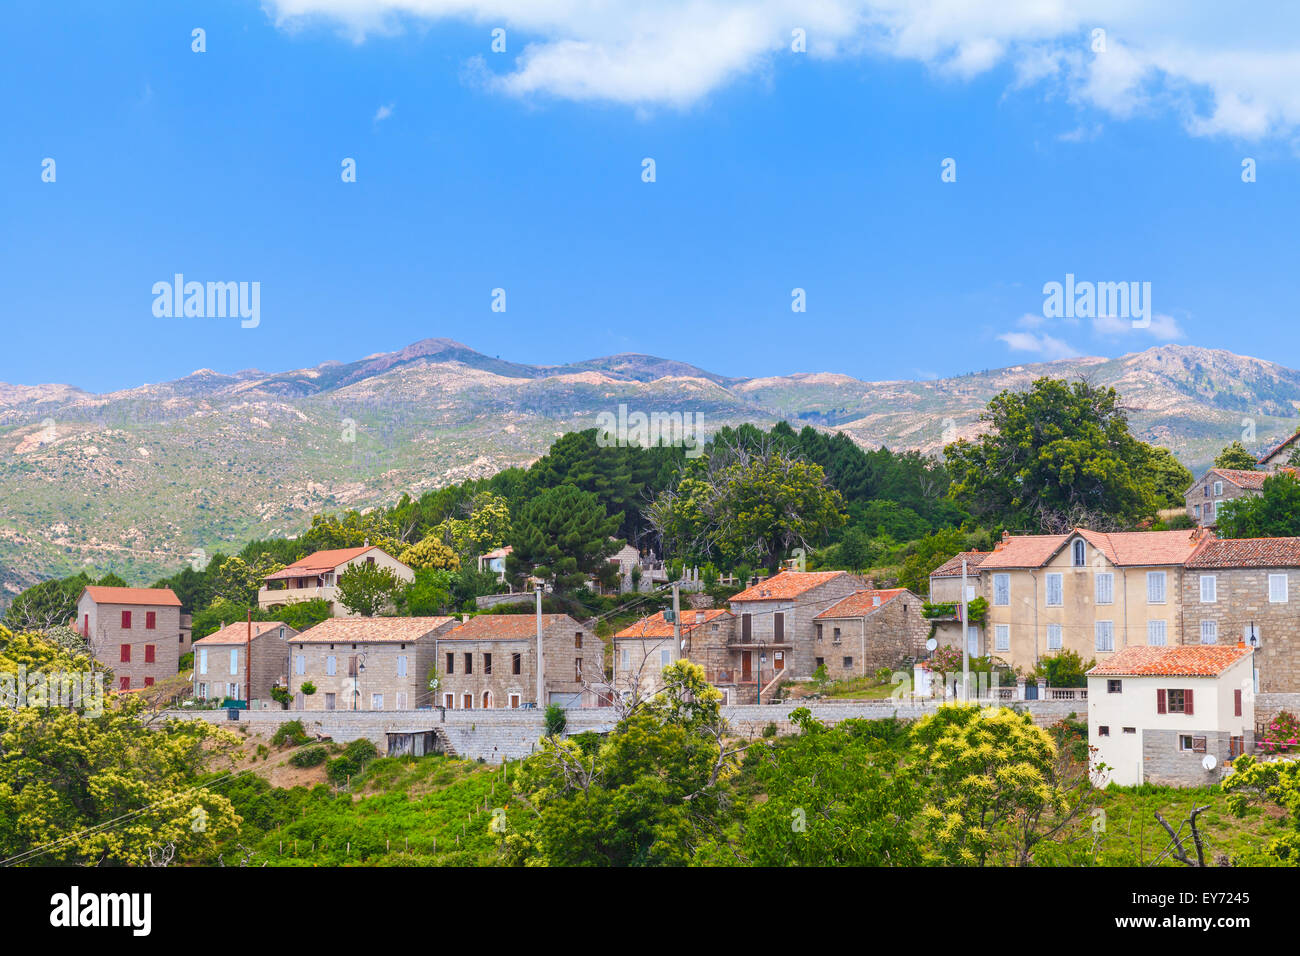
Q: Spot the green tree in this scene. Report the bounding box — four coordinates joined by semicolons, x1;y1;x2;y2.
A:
1225;754;1300;863
1216;471;1300;537
1213;441;1258;471
3;573;92;631
945;378;1162;532
397;536;461;572
403;568;454;616
335;563;403;617
1144;446;1195;509
506;485;622;594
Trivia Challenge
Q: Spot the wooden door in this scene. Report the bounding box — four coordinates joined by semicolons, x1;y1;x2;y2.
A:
741;652;752;681
774;650;785;673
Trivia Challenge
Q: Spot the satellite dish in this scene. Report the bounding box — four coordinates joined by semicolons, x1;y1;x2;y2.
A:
1202;754;1217;771
926;638;938;652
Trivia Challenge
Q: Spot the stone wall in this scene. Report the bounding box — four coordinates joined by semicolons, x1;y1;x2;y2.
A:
1179;568;1300;693
1140;729;1248;787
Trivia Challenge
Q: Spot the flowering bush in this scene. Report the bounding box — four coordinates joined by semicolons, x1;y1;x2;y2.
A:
1259;710;1300;755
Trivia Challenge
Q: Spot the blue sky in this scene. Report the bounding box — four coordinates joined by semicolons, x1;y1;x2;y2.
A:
3;0;1299;392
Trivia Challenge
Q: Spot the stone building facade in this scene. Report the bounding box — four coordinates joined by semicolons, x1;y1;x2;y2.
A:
193;620;297;707
812;588;928;681
613;608;735;702
1183;468;1267;527
926;550;989;655
260;545;415;618
436;613;605;710
75;586;183;691
288;617;456;711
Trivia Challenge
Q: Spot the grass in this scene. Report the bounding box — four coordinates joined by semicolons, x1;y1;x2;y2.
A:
784;674;900;700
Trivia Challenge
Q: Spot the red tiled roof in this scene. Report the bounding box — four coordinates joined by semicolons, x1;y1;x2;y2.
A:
978;534;1068;569
193;621;290;647
930;551;991;578
730;570;848;602
979;529;1200;569
1258;430;1300;465
263;546;382;581
1088;645;1250;677
614;608;732;639
82;586;182;607
1209;468;1268;490
815;589;911;619
1186;537;1300;569
293;616;456;643
443;613;583;641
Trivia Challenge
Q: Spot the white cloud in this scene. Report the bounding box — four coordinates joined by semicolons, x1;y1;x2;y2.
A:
262;1;1300;138
1093;312;1185;341
373;103;395;122
997;331;1080;360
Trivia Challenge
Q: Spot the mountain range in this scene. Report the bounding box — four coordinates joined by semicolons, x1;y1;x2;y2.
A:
2;338;1298;602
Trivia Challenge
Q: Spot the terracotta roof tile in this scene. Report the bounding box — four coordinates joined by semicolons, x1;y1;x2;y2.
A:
930;551;991;578
193;621;291;647
730;570;849;602
1209;468;1268;490
1186;537;1300;569
1258;430;1300;464
443;614;583;641
82;586;182;607
264;546;385;581
293;616;456;643
815;589;912;619
979;529;1200;569
614;608;732;639
1088;645;1250;677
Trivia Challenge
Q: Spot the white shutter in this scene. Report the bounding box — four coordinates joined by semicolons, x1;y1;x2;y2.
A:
230;649;239;675
1200;620;1218;644
1046;573;1063;607
295;654;305;675
397;655;408;677
993;574;1010;606
1095;573;1113;605
1200;575;1216;603
198;649;207;675
995;624;1009;652
1147;620;1167;646
1146;571;1166;604
1270;574;1289;603
1094;621;1114;651
1046;623;1062;650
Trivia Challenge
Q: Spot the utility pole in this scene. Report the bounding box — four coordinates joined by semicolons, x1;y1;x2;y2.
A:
960;557;970;703
246;609;253;708
671;581;682;663
535;585;545;708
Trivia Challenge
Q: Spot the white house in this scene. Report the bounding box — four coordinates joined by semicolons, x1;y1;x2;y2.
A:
258;545;414;618
1086;645;1254;787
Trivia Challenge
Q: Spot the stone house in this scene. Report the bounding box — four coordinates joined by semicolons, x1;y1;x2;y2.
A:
1181;536;1300;694
1258;430;1300;471
976;528;1204;674
259;546;415;618
288;617;457;711
613;608;735;702
1184;468;1267;526
193;620;297;708
811;588;928;681
926;550;990;654
75;586;183;691
435;613;604;710
1087;645;1254;787
727;570;865;694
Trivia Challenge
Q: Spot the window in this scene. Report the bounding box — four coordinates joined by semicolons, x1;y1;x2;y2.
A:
815;623;823;642
1200;575;1217;603
396;655;407;678
815;657;824;668
120;677;130;691
145;611;156;630
660;649;671;669
325;693;336;710
229;649;239;675
462;693;473;709
396;692;407;709
371;693;383;710
326;656;336;676
1122;727;1136;735
1146;571;1167;604
1047;623;1062;650
620;647;630;669
1147;620;1167;646
1107;679;1123;694
1095;573;1114;605
482;691;492;709
1158;688;1193;715
966;627;979;655
741;613;752;641
574;632;583;649
577;657;586;680
1193;503;1201;518
446;652;454;674
995;624;1009;652
121;610;132;629
1234;688;1243;717
509;693;521;709
1045;573;1063;607
484;653;492;675
198;682;207;698
294;655;304;675
774;612;785;641
1213;481;1223;496
1098;726;1110;736
1270;573;1289;603
199;649;207;674
464;652;473;674
993;574;1010;606
1072;539;1085;566
443;692;454;709
120;643;131;663
1200;620;1218;645
1180;735;1207;753
1095;621;1114;652
144;644;155;664
964;584;976;602
143;676;153;687
512;652;522;675
1214;500;1223;519
832;626;842;644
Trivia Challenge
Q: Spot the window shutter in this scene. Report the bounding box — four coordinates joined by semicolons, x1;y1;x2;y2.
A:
1193;736;1207;754
1156;688;1166;714
1184;688;1194;715
1234;688;1242;717
120;643;131;663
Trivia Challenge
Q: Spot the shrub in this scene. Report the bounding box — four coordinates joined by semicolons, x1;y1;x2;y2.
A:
289;745;328;768
271;720;310;748
300;681;317;696
1033;650;1094;688
326;739;379;785
1259;711;1300;755
544;704;567;738
762;722;779;738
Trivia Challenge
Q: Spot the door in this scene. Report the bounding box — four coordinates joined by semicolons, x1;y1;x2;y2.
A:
774;613;784;642
741;651;752;681
773;650;785;673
